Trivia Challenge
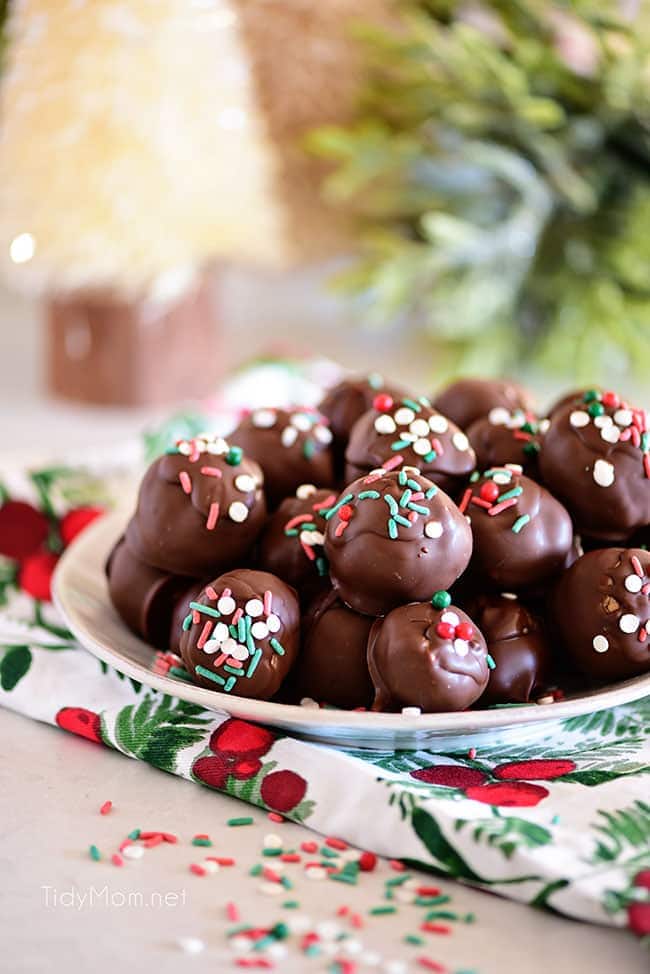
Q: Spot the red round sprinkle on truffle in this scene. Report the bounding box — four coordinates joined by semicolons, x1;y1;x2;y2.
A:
436;622;455;639
479;481;499;503
338;504;354;522
455;622;474;641
602;391;620;408
373;393;394;412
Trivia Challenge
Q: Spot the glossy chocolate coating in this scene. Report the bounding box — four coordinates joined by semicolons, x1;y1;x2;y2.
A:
368;601;489;712
551;548;650;682
324;468;473;616
106;536;194;649
318;374;407;468
539;392;650;541
345;396;475;495
545;388;588;418
126;435;266;577
231;407;335;509
256;484;336;602
169;579;204;655
466;468;574;591
293;589;374;709
470;594;553;705
179;569;300;699
433;378;533;431
466;408;546;478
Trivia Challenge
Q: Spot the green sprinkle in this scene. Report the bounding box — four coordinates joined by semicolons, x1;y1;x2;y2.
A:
303;439;316;460
194;665;225;686
330;871;358;885
316;556;328;576
583;389;600;402
168;666;193;682
407;478;422;490
386;873;412;886
484;468;511;481
370;906;397;915
423;909;460;920
511;514;531;534
226;446;243;466
89;844;101;862
399;489;412;507
320;847;340;858
229;624;238;639
425;485;438;498
262;847;282;857
246;625;256;655
249;864;263;875
404;935;425;946
284;528;299;536
523;441;540;455
419;396;431;407
588;401;604;417
423;895;451;909
384;494;399;515
270;638;286;656
271;922;290;940
253;935;276;952
393;513;412;528
641;431;649;453
398;469;407;486
407;501;430;515
224;664;243;676
247;648;263;678
497;486;523;502
192;837;212;847
224;676;237;692
391;439;411;451
128;829;141;841
282;901;300;909
521;421;536;434
304;945;321;957
486;654;497;670
423;450;437;462
280;876;293;890
228;817;254;827
402;397;421;412
237;616;246;643
182;613;193;631
431;590;451;609
469;471;480;482
323;493;354;521
368;372;383;389
189;601;221;619
388;518;398;540
358;489;381;500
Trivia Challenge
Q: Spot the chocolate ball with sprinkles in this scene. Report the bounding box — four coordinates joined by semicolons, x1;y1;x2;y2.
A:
469;594;554;706
344;394;476;495
466;407;547;478
367;595;489;712
551;548;650;682
231;407;335;509
318;373;407;471
539;389;650;542
432;377;534;432
324;468;472;616
462;465;574;591
293;589;375;709
179;569;300;699
126;434;266;577
256;484;335;603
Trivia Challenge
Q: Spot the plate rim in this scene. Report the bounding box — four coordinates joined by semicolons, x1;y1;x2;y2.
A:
52;512;650;738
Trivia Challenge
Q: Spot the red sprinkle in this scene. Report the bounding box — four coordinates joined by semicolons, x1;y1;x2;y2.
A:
200;466;222;478
417;885;441;896
99;800;113;816
226;901;240;922
325;837;348;851
455;622;474;641
389;859;406;872
338;505;354;522
417;958;448;973
602;391;620;408
280;854;301;863
631;555;644;577
470;496;493;510
334;520;349;538
301;841;318;854
458;488;472;514
118;839;132;852
197;620;213;649
337;905;350;917
312;494;337;511
111;853;124;867
382;454;403;471
208;857;236;867
420;923;451;935
285;513;314;531
268;812;285;823
436;622;455;640
190;863;207;877
206;501;220;530
351;912;364;929
262;867;282;883
144;835;164;848
373;393;394;412
163;832;179;844
487;497;519;516
358;851;377;872
179;471;192;494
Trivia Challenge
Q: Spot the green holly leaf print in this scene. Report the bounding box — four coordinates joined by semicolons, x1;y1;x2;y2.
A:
410;806;484;881
454;809;552;859
590;801;650;865
112;694;213;773
0;646;32;691
561;769;649;787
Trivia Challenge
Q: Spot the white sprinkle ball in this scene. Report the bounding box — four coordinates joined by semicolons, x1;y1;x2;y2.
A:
263;833;283;849
592;635;609;653
373;413;394;435
305;865;327;881
228;642;249;662
291;413;312;431
441;610;460;626
614;408;632;427
493;472;511;485
394;407;415;425
217;596;236;615
454;638;469;656
624;574;643;594
296;483;316;499
207;437;229;455
281;426;298;448
258;881;282;896
266;614;281;633
594;414;613;429
251;622;269;640
228;501;249;522
425;521;443;539
229;936;252;954
619;613;640;634
342;938;364;956
176;937;205;955
570;410;590;428
452;431;469;451
489;407;510;426
593;459;615;487
410;418;430;437
122;844;144;860
429;414;449;434
252;409;276;428
600;425;620;444
413;438;432;456
314;425;333;444
245;598;264;617
235;474;256;492
300;697;319;709
267;943;288;960
315;921;340;941
401;706;421;717
202;859;219;874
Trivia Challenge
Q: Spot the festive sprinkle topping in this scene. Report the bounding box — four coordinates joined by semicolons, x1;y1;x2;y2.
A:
593;458;615;487
373;393;394;412
252;409;277;428
592;634;609;653
624;573;643;594
226;446;243;466
425;521;443;539
452;432;469;452
431;591;451;610
229;501;249;522
619;613;640;634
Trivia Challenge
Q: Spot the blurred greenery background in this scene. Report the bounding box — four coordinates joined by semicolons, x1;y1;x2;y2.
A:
308;0;650;382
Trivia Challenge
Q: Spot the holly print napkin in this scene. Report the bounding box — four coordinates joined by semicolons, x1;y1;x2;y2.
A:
0;363;648;939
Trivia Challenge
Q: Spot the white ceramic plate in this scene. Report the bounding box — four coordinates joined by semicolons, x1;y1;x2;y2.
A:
53;512;650;751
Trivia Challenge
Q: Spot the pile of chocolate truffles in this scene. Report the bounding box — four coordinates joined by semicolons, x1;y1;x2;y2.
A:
107;376;650;714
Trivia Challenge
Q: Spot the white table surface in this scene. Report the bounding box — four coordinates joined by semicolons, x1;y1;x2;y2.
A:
0;707;647;974
0;277;647;972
